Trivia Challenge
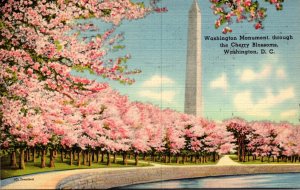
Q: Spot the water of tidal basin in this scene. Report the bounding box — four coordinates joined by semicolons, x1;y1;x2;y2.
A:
121;173;300;189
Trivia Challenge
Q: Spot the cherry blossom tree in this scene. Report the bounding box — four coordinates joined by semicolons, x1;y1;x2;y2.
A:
210;0;285;34
204;121;235;162
225;117;252;162
248;121;280;162
276;123;300;162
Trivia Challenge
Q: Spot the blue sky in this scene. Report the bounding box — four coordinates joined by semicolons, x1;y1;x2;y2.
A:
76;0;300;124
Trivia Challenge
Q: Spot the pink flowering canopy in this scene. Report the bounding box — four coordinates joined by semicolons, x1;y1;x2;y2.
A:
210;0;285;34
0;0;166;102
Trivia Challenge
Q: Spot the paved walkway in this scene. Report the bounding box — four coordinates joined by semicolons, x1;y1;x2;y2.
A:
1;161;165;189
217;155;241;166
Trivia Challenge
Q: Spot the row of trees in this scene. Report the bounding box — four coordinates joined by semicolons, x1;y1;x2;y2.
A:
1;80;299;169
227;118;300;163
1;82;234;169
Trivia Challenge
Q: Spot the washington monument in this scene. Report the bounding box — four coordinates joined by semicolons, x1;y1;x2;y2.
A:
184;0;202;117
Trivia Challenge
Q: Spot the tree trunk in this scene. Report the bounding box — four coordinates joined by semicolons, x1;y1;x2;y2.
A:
134;153;139;166
64;151;68;159
113;153;116;164
37;150;40;158
19;148;26;169
238;140;241;162
182;155;185;164
70;151;73;166
49;149;55;168
89;151;92;166
261;156;264;162
96;150;99;163
168;154;172;163
123;152;128;165
176;155;179;164
163;155;167;163
85;151;89;165
241;144;245;162
26;149;30;162
106;152;111;166
60;150;64;163
143;153;147;161
41;148;46;168
101;152;104;163
32;148;36;163
73;150;76;161
10;151;17;169
82;151;86;165
92;151;95;162
78;150;81;166
24;149;28;162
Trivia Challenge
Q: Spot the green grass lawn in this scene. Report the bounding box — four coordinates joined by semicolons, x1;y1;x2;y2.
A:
1;153;218;179
229;155;300;165
0;154;150;180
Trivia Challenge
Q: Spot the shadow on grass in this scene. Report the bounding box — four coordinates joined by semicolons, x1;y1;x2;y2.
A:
0;154;150;180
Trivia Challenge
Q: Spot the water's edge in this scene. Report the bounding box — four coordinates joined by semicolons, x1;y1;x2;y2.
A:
120;172;300;189
56;165;300;189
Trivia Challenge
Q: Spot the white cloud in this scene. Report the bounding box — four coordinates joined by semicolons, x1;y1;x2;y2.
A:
280;109;298;119
234;87;295;117
210;73;228;91
138;75;176;103
239;64;272;82
142;75;174;88
237;54;286;82
138;90;176;103
276;68;286;79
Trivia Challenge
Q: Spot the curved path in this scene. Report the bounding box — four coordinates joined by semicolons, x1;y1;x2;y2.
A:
1;161;164;189
217;155;241;166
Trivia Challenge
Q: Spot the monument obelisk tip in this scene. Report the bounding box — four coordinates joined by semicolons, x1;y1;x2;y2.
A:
190;0;200;12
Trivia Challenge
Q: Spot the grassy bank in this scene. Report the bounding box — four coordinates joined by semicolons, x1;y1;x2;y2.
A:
0;154;150;179
1;153;216;179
